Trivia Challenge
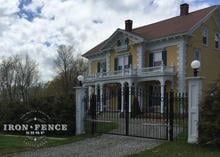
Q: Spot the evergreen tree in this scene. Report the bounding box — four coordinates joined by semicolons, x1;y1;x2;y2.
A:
199;80;220;147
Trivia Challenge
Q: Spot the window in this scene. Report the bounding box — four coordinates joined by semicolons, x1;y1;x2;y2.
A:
149;50;167;67
97;60;106;72
215;32;220;49
116;38;129;51
202;27;208;45
154;52;162;66
194;48;201;61
114;54;132;70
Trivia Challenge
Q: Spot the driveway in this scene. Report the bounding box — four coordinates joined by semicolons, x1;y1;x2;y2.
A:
3;134;164;157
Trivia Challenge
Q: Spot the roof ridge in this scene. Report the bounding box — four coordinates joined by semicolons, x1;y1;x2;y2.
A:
132;5;217;31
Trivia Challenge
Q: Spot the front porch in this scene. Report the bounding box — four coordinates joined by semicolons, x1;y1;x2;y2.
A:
86;79;174;114
84;65;175;82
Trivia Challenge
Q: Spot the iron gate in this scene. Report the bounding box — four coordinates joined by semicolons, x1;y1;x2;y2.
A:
87;87;188;141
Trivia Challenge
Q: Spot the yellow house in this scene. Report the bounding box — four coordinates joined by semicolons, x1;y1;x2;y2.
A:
82;3;220;113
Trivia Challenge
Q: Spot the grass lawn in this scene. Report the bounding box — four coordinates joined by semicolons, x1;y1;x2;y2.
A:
0;121;118;156
128;139;220;157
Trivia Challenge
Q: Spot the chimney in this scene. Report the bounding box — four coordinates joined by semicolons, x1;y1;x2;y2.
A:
125;19;133;32
180;3;189;16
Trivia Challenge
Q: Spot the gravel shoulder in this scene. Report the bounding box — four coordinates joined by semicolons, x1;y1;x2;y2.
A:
3;134;164;157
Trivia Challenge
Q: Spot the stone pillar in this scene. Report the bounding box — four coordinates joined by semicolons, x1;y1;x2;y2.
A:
187;77;203;143
75;87;86;135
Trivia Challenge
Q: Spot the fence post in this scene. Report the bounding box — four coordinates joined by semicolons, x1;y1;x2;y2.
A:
125;87;129;136
187;77;203;143
90;94;96;135
169;90;174;141
74;87;86;135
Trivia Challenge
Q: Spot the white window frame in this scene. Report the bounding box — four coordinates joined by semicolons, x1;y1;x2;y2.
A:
117;54;129;70
98;59;106;72
116;38;129;52
153;52;162;66
214;32;220;49
202;26;208;46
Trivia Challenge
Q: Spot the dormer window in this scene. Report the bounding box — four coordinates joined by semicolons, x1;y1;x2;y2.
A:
116;38;129;52
215;32;220;49
202;27;208;45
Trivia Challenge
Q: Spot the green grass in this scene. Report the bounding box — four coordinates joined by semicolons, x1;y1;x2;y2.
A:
0;121;118;155
128;139;220;157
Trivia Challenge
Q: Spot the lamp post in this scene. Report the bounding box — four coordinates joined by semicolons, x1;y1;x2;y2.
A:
77;75;84;87
187;60;203;143
190;60;200;77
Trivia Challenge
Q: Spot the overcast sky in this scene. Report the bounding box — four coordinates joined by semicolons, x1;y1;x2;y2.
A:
0;0;219;81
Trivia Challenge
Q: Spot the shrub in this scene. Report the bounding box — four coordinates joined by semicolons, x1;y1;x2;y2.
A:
199;80;220;147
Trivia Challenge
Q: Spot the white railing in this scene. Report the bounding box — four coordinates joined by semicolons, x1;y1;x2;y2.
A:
84;66;174;81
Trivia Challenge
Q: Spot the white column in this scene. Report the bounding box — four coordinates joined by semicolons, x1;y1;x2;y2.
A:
160;80;165;113
137;44;144;69
74;87;86;135
106;52;110;76
121;83;124;112
100;84;103;112
187;77;203;143
177;39;187;93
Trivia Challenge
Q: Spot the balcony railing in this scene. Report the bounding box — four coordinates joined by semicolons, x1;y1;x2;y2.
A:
84;66;174;81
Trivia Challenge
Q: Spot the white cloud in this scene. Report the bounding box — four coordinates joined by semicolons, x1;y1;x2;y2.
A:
0;0;215;81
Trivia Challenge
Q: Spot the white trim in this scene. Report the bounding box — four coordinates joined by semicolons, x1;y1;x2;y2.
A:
100;29;144;51
106;52;110;74
202;25;209;46
188;6;218;34
147;38;184;50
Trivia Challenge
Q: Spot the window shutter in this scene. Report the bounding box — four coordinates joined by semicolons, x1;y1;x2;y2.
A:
114;58;118;70
149;53;153;67
162;50;167;66
128;55;132;67
97;62;101;72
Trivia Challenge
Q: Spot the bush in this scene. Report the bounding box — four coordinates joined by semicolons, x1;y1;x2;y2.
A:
199;80;220;147
0;93;76;136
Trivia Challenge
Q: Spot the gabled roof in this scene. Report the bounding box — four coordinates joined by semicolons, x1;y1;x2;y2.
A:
131;5;217;40
82;40;106;57
83;5;218;58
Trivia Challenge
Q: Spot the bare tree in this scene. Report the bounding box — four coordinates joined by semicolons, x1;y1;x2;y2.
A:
15;54;39;104
0;57;17;101
54;45;87;93
0;54;39;104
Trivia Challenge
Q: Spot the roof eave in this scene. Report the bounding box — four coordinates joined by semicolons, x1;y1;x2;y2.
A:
146;32;190;43
188;6;218;35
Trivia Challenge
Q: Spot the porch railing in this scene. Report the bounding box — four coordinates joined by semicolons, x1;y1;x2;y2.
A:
84;66;174;81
